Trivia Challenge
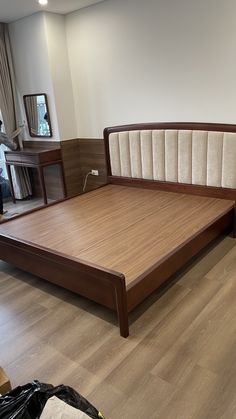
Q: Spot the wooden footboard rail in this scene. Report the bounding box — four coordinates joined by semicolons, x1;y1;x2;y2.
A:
0;234;129;337
126;209;234;311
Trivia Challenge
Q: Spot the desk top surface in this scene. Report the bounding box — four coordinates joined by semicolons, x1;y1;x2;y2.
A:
5;148;60;155
4;148;62;165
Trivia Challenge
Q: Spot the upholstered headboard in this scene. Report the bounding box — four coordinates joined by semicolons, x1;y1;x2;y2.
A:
104;123;236;199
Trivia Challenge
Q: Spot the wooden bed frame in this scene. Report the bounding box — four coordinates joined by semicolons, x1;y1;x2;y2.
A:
0;122;236;337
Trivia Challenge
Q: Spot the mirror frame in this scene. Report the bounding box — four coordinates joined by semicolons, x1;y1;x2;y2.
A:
23;93;52;138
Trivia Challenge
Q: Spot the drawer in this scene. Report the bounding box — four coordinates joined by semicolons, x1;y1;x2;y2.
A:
5;153;40;165
21;154;40;165
38;149;61;164
4;152;23;163
4;149;61;166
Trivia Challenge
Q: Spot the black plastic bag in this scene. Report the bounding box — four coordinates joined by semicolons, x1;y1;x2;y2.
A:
0;380;105;419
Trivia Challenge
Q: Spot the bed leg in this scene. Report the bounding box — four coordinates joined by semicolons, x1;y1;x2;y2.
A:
118;305;129;338
114;280;129;338
234;204;236;238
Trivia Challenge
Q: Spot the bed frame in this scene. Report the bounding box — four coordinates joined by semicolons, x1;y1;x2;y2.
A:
1;122;236;337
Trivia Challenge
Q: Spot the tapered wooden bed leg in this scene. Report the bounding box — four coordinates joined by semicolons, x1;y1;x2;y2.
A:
234;204;236;238
118;305;129;338
114;278;129;338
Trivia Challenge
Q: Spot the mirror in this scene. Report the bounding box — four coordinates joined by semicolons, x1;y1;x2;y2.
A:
23;93;52;137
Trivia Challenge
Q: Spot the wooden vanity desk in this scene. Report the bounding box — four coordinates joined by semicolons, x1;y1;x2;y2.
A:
5;148;67;204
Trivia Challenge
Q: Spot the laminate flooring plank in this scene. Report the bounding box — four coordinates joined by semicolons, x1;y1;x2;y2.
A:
81;283;189;380
177;235;236;288
109;373;172;419
86;381;125;418
153;364;219;419
197;283;236;378
1;235;236;418
191;366;236;419
104;276;221;395
206;243;236;282
151;274;236;385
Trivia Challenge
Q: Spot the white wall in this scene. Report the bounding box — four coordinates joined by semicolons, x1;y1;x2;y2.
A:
9;13;60;140
9;0;236;140
44;13;77;140
9;12;78;141
66;0;236;137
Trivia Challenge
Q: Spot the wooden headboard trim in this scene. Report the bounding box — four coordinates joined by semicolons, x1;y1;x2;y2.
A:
109;176;236;200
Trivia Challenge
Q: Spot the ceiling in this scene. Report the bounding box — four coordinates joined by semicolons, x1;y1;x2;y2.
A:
0;0;105;23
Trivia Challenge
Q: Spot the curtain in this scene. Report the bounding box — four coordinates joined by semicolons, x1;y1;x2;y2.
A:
27;96;38;136
0;23;31;199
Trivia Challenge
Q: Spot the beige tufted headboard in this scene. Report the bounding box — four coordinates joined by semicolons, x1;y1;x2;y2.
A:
108;129;236;189
104;123;236;199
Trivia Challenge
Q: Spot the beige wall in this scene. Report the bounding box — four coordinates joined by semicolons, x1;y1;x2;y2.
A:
66;0;236;137
9;12;77;141
44;13;77;140
9;13;60;140
9;0;236;140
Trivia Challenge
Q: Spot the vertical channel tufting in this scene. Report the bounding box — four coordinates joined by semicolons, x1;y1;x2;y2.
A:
109;133;121;176
118;131;132;177
109;128;236;190
152;130;165;180
165;130;178;182
207;132;223;187
140;131;153;179
222;132;236;188
178;130;192;184
129;130;142;178
192;131;208;185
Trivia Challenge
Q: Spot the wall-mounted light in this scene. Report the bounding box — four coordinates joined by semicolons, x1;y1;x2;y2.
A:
38;0;48;5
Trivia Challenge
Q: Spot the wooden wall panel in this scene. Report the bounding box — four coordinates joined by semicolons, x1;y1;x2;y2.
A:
23;138;107;199
60;139;82;197
22;140;60;150
60;138;107;197
78;138;107;193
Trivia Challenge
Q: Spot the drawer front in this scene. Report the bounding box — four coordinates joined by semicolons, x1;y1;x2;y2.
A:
5;152;39;165
5;152;23;163
20;154;40;165
38;149;61;164
5;149;61;166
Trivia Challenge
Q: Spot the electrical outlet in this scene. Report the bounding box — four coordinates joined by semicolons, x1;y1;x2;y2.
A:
91;169;99;176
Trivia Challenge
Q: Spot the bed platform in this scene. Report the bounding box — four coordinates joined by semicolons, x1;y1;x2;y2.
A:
1;122;236;337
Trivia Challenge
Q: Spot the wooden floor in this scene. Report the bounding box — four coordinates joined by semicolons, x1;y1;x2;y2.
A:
1;233;236;418
0;197;49;222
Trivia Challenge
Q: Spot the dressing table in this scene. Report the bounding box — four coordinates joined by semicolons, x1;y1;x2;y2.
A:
5;148;67;204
